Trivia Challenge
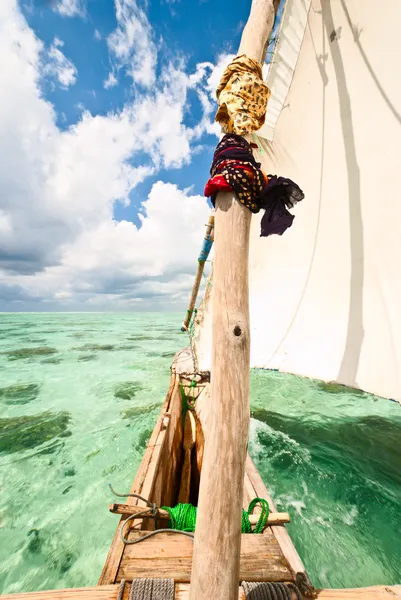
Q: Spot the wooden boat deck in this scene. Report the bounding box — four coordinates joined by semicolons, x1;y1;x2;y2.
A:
2;585;400;599
1;373;400;600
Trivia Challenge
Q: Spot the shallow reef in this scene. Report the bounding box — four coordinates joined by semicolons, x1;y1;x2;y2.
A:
0;383;40;405
0;411;71;454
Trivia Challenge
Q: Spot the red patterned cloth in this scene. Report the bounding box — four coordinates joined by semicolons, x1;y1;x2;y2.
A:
204;133;304;237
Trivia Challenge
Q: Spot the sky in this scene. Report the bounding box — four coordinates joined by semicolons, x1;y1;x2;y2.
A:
0;0;275;312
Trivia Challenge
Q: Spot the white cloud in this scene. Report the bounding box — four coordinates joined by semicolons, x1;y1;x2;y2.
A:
107;0;157;88
205;52;234;94
43;39;78;88
53;36;64;48
54;0;86;18
0;0;222;310
94;29;102;41
104;72;118;89
0;210;12;235
5;183;210;308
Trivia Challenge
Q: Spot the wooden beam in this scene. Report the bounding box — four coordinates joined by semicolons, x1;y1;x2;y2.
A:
177;585;401;600
0;587;121;600
1;584;400;600
178;410;197;503
108;503;290;527
181;215;214;332
245;455;313;595
189;2;276;599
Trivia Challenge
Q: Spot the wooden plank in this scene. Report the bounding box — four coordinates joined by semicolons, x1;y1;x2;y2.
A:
245;455;313;595
175;585;245;600
2;584;400;600
178;410;196;504
98;375;178;585
109;504;290;526
0;586;120;600
175;585;401;600
315;588;401;599
157;380;183;509
118;532;292;583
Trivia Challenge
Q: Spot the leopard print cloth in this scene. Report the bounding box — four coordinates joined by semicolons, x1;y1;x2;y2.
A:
215;54;271;135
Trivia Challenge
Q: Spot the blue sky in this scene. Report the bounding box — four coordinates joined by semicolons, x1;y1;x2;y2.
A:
0;0;281;311
22;0;251;209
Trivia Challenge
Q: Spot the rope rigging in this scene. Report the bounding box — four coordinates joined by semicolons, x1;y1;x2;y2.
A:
241;581;303;600
109;485;270;542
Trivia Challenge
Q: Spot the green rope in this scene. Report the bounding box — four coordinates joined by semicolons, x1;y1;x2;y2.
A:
163;503;197;532
162;498;269;534
246;498;270;534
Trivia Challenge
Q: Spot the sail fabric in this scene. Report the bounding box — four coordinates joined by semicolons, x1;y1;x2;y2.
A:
194;0;401;403
258;0;311;141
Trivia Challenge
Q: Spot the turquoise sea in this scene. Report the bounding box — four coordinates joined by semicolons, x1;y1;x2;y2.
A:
0;313;400;594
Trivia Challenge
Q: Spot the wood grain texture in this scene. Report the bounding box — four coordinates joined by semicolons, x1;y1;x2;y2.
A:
189;1;276;598
178;410;196;503
118;532;292;583
0;587;120;600
98;375;178;585
189;193;252;600
153;379;183;510
238;0;276;62
176;585;401;600
314;588;401;599
2;584;400;600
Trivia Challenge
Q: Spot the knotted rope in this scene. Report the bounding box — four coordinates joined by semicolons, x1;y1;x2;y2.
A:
130;578;174;600
109;485;194;545
242;582;303;600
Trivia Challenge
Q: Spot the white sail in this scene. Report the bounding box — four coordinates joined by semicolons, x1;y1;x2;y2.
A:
194;0;401;403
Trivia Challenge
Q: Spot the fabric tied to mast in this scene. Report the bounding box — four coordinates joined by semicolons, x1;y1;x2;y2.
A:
204;133;304;236
216;54;271;135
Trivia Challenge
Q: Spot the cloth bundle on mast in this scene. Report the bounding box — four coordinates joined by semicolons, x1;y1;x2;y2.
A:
215;54;271;135
204;133;304;236
204;52;304;237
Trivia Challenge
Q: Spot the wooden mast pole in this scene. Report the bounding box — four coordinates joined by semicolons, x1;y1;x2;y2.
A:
189;2;276;600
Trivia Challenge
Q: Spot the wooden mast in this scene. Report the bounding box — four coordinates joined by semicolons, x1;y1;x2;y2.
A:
189;2;276;599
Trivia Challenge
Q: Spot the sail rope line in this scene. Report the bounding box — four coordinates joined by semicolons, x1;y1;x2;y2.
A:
109;485;195;545
109;485;269;542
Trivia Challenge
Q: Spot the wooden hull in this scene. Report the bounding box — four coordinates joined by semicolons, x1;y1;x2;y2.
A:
1;371;399;600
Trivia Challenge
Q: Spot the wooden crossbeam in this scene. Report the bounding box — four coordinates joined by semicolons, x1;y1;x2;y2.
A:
108;503;290;528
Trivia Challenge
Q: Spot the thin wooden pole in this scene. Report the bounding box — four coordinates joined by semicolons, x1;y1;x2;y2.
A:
108;503;291;527
181;215;215;332
189;2;276;599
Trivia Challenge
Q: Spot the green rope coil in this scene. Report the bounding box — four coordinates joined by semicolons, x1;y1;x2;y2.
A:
162;498;269;534
246;498;270;534
163;503;197;532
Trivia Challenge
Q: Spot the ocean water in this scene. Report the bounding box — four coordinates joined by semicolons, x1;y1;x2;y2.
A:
0;313;400;594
